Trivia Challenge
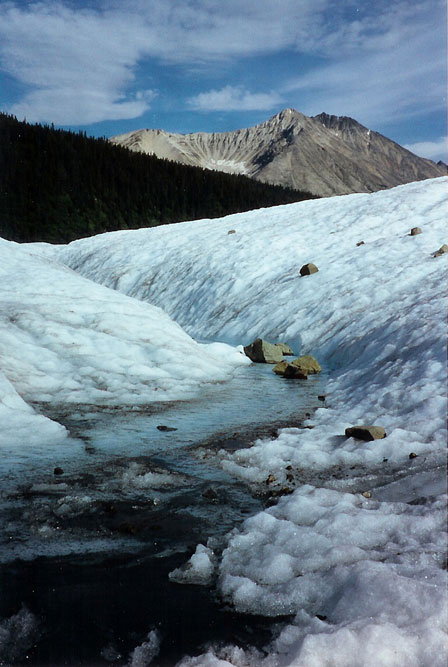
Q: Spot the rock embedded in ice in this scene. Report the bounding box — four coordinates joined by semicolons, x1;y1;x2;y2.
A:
345;425;387;441
227;229;236;234
243;338;284;363
300;262;319;275
410;227;422;236
433;243;448;256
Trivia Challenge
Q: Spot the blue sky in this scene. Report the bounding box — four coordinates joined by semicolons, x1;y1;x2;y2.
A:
0;0;446;161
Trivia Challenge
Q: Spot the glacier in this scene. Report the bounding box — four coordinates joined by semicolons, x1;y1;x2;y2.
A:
0;177;446;665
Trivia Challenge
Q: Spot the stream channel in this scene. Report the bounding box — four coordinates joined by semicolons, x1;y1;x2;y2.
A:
0;362;326;666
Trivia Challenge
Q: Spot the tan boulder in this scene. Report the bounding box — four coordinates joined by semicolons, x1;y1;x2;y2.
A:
410;227;422;236
272;361;289;375
345;425;387;441
291;355;322;374
300;263;319;276
275;343;294;355
243;338;284;363
283;364;308;379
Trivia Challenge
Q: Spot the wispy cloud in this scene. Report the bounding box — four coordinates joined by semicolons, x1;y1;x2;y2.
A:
404;137;447;163
188;86;282;112
0;0;444;131
283;1;446;128
0;0;324;124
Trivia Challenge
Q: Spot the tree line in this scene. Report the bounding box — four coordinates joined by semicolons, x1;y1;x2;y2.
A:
0;113;316;243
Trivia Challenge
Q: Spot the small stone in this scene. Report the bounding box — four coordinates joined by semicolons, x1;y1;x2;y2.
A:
433;244;448;257
318;395;326;401
202;487;218;501
410;227;422;236
345;425;387;441
356;241;365;246
409;452;418;459
285;465;293;471
300;262;319;276
383;458;388;463
53;467;64;475
362;491;372;498
157;425;177;432
227;229;236;234
266;474;276;485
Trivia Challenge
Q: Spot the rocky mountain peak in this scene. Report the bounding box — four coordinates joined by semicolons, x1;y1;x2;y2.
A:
111;109;445;197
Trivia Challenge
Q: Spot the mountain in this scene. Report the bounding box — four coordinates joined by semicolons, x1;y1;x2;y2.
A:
111;108;445;197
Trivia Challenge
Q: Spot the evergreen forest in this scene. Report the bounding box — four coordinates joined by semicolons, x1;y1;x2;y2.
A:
0;114;316;244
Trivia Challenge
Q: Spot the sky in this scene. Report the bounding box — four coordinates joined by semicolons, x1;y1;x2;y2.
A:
0;0;446;161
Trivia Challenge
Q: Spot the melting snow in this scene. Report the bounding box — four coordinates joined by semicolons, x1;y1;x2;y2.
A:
1;177;447;665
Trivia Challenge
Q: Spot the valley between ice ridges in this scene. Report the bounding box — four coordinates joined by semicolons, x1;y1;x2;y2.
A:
1;177;447;665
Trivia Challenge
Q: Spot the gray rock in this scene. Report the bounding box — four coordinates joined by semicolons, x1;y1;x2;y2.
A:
227;229;236;234
300;263;319;276
243;338;284;363
410;227;422;235
345;425;387;441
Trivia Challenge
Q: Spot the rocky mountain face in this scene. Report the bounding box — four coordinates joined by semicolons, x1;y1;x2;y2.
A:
111;109;445;197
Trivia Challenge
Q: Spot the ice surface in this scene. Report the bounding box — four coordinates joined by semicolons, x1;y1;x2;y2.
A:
0;238;248;449
1;178;446;666
169;544;216;585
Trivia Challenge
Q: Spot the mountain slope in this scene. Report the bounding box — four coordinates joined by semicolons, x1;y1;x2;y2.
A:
111;109;445;196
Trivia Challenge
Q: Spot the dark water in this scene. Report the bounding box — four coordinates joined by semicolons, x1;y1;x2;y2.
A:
0;364;325;665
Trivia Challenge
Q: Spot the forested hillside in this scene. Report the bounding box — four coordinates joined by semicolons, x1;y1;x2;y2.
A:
0;114;315;243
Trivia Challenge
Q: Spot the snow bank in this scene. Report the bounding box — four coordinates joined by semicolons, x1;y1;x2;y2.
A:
0;239;248;447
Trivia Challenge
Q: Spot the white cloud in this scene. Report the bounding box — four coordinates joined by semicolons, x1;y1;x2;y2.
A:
403;137;447;163
0;0;444;129
283;1;446;128
188;85;282;112
0;0;326;124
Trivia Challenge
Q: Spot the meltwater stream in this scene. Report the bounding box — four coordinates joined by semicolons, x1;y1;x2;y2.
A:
0;363;325;666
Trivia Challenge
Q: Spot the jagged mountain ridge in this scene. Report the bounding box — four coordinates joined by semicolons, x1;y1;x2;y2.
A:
111;109;445;197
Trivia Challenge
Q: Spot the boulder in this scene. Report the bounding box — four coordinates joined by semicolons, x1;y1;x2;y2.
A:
433;244;448;257
300;263;319;276
356;241;365;246
272;361;290;375
291;355;322;374
345;425;386;441
283;364;308;379
275;342;294;355
410;227;422;236
243;338;284;363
